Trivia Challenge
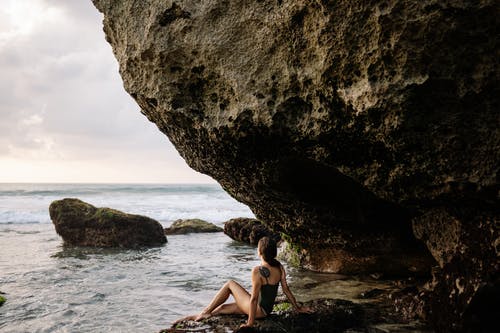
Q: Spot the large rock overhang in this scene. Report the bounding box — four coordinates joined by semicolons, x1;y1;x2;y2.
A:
91;1;499;329
91;0;497;264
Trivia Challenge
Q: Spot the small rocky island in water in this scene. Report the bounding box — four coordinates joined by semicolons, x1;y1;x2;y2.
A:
165;218;223;235
91;0;498;332
50;198;167;247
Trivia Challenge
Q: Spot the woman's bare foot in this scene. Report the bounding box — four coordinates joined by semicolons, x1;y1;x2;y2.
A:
172;314;197;326
194;311;212;321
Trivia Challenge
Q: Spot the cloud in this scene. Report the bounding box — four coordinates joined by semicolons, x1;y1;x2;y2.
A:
0;0;63;46
21;113;44;126
0;0;214;183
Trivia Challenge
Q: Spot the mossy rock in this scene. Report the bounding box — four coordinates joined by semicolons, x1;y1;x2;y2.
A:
223;218;281;245
277;241;304;268
49;198;167;247
0;295;6;306
165;219;223;235
161;298;365;333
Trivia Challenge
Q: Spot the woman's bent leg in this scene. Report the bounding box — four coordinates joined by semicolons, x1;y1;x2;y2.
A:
224;280;252;314
198;280;264;319
209;280;267;317
173;280;267;325
212;303;244;315
197;280;239;319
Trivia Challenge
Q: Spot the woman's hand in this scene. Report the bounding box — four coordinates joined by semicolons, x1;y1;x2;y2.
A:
296;305;313;314
239;322;253;329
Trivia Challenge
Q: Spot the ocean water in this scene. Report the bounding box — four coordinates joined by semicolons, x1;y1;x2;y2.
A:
0;183;263;332
0;183;402;333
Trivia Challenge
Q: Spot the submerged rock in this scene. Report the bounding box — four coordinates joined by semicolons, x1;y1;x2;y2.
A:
165;219;223;235
359;288;386;299
390;285;429;322
224;218;280;245
92;0;498;331
49;198;167;247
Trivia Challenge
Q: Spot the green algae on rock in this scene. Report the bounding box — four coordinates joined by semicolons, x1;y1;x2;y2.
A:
0;294;6;307
272;301;292;313
165;219;223;235
49;198;167;247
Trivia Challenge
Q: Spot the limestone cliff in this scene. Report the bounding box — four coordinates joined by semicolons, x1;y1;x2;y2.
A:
91;0;499;331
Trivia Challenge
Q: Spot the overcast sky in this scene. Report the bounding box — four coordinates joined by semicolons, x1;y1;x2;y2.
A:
0;0;214;183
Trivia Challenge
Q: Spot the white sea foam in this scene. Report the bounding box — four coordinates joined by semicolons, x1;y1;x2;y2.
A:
0;183;254;226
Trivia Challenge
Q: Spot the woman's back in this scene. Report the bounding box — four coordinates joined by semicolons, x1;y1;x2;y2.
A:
258;264;281;314
259;264;281;286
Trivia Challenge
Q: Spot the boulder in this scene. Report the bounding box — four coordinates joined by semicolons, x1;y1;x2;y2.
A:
49;198;167;247
412;207;499;333
88;0;462;274
165;218;223;235
224;218;280;245
162;299;365;333
162;297;432;333
92;0;498;331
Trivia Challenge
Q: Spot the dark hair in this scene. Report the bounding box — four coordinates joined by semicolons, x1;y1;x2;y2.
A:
258;236;281;267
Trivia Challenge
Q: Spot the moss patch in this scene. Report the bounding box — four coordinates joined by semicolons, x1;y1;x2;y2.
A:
0;295;6;306
277;238;304;268
273;302;292;312
94;208;127;221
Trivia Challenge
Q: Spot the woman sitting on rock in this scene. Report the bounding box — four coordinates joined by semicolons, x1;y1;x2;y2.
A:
173;236;312;328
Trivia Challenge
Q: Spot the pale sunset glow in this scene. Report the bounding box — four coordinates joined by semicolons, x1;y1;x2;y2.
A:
0;0;214;183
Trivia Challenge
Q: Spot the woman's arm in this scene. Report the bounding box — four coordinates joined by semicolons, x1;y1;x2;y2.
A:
280;265;312;313
246;266;262;326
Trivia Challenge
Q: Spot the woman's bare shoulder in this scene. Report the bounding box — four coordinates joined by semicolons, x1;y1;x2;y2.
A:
251;265;261;274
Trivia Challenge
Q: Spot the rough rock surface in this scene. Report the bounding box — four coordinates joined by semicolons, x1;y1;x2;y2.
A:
92;0;499;331
390;285;429;322
162;299;365;333
165;218;223;235
224;218;281;245
413;207;499;333
278;239;432;275
49;198;167;247
161;298;432;333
